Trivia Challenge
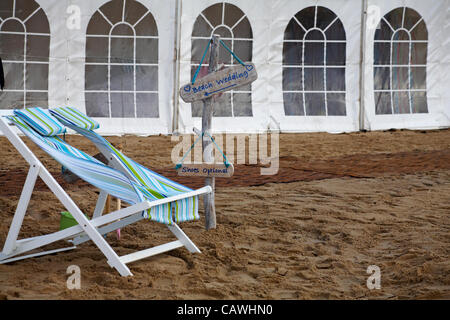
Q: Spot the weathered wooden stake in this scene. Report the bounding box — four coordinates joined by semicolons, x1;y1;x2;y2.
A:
202;35;220;230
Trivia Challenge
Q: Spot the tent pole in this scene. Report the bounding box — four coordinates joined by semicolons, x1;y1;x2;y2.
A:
172;0;182;134
359;0;369;131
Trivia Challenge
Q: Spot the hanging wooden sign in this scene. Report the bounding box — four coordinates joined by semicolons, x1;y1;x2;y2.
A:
180;63;258;103
176;163;234;178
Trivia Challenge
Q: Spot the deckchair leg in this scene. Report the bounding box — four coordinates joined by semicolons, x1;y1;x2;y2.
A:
2;164;40;255
38;167;133;277
92;190;108;218
168;223;201;253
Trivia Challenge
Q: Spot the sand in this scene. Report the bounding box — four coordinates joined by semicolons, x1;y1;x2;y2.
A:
0;129;449;299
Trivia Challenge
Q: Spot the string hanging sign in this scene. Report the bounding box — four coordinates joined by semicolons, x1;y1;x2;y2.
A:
180;39;258;103
175;129;234;178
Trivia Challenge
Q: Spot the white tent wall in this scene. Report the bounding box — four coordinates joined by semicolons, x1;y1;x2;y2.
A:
362;0;450;131
177;0;274;134
1;0;449;135
441;1;450;126
17;0;177;135
267;0;362;133
177;0;363;134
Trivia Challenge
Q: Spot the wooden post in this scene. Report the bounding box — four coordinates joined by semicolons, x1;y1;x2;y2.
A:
202;35;219;230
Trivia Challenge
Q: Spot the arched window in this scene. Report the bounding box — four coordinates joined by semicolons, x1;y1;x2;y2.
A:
283;6;346;116
374;7;428;114
0;0;50;109
191;2;253;117
85;0;158;118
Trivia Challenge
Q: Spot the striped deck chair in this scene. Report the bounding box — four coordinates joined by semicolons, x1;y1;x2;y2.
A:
0;108;211;276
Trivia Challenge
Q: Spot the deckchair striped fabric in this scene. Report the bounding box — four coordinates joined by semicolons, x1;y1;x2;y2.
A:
7;115;146;207
14;107;66;136
50;106;99;130
49;107;199;224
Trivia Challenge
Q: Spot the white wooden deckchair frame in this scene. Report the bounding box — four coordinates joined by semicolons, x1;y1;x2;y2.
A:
0;115;211;276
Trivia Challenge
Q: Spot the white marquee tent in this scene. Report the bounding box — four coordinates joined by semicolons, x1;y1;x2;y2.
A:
0;0;449;135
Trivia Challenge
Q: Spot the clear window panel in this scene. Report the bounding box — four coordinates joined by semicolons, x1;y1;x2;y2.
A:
213;93;232;117
214;26;232;39
326;68;345;91
411;91;428;113
0;33;25;61
391;42;410;65
326;43;346;65
304;68;324;91
384;8;403;31
0;92;24;109
24;8;49;33
192;15;213;37
25;92;48;108
85;93;110;117
305;93;326;116
410;67;426;90
112;24;133;36
134;13;158;37
233;93;252;117
111;93;135;118
0;0;14;20
110;37;134;63
393;29;409;41
392;91;410;114
232;17;252;39
373;67;391;91
403;8;422;31
283;68;302;91
374;19;393;41
124;0;150;26
26;63;48;91
3;62;24;90
235;84;251;92
191;101;203;118
86;11;111;35
283;42;302;65
27;35;50;62
192;39;212;64
283;92;304;116
295;7;315;30
324;19;346;41
224;3;243;27
284;19;306;40
136;93;159;118
305;29;323;41
410;20;427;41
98;0;122;25
135;38;158;64
411;43;427;65
304;42;324;66
203;3;222;27
136;65;158;92
85;65;108;91
110;65;134;91
86;37;109;63
327;93;346;116
233;40;252;63
391;67;409;90
316;6;337;30
218;39;232;65
375;92;392;115
374;42;391;65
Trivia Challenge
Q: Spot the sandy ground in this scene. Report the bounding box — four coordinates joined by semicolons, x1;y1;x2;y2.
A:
0;129;449;299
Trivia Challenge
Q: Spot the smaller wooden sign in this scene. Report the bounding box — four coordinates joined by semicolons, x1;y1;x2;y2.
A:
180;63;258;103
176;163;234;178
